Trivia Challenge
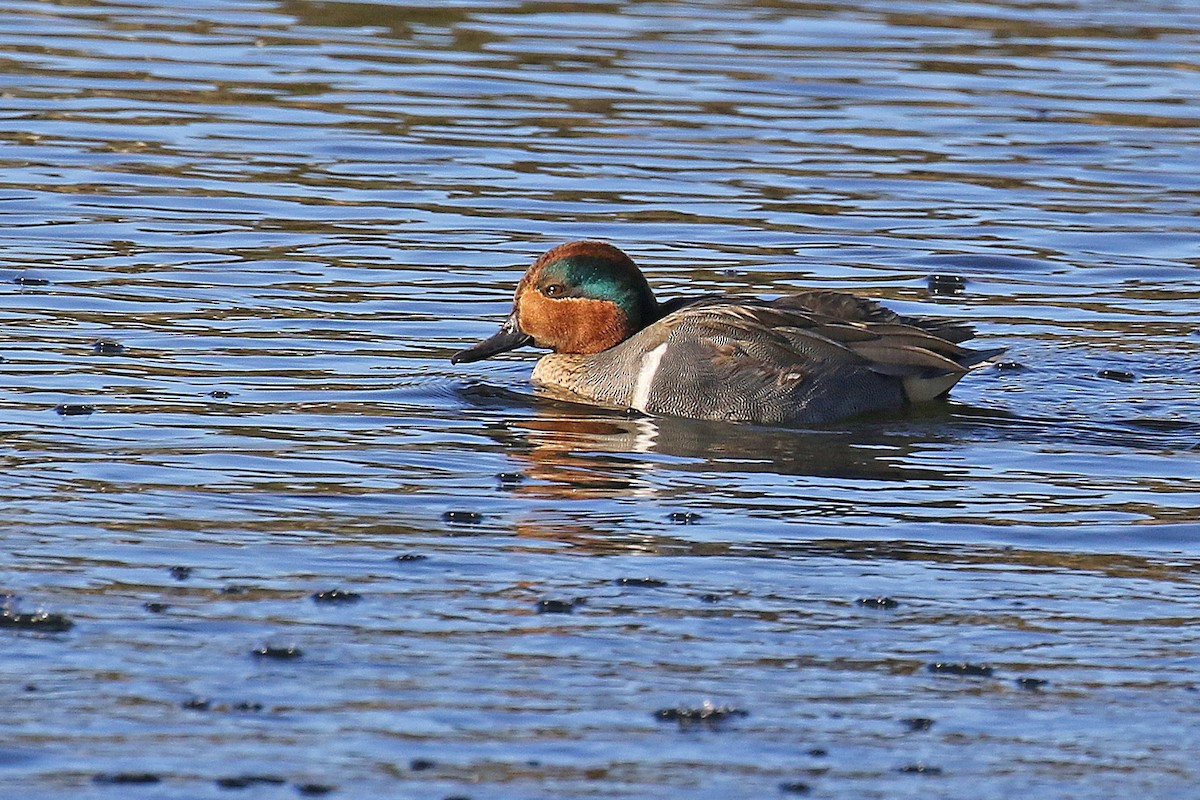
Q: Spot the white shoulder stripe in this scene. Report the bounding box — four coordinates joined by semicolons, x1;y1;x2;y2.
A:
630;342;669;412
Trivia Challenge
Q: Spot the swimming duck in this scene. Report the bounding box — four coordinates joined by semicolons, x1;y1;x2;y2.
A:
452;241;1003;425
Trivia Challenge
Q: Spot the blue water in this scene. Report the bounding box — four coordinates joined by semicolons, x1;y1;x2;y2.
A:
2;0;1199;797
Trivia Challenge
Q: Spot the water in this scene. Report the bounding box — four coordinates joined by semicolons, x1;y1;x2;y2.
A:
3;0;1200;797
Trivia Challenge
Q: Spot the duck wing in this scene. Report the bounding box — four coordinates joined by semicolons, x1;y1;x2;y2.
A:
769;289;977;344
629;294;1002;423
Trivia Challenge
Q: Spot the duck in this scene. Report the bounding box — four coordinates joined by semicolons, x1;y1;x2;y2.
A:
452;241;1004;425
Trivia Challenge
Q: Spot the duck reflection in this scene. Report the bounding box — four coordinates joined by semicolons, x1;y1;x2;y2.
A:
456;381;970;501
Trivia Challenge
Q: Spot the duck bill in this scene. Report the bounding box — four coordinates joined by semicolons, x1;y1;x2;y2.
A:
451;310;533;364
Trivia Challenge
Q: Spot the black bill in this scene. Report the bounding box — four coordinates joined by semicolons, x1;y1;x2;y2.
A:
451;310;533;364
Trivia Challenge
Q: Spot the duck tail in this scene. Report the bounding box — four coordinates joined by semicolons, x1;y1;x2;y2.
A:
957;346;1007;369
901;346;1006;403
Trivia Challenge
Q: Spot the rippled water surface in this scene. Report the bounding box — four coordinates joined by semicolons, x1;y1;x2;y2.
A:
3;0;1200;797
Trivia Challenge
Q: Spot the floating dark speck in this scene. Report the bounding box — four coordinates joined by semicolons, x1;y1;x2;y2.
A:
779;782;811;795
667;511;702;524
536;599;576;614
409;758;436;771
1016;676;1049;691
654;703;748;729
295;784;335;796
927;274;966;295
442;510;484;525
185;698;267;712
616;577;668;588
216;775;286;789
311;589;362;605
897;762;940;777
806;748;827;758
1097;369;1136;382
252;645;302;660
92;772;161;785
144;602;169;613
0;609;73;632
92;339;126;356
168;566;192;581
927;661;994;678
55;403;94;416
699;593;723;603
856;596;899;609
901;716;935;731
897;763;943;775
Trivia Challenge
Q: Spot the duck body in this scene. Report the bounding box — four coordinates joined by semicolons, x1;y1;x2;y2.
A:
453;241;1003;426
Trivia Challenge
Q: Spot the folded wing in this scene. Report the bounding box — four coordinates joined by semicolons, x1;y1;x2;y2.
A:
636;291;1003;423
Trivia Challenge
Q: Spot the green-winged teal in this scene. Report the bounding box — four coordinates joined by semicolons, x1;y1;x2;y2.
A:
452;241;1003;425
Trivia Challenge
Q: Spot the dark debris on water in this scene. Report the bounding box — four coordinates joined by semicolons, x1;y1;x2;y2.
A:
927;274;966;295
92;339;126;355
856;596;899;609
654;703;748;729
901;716;935;732
252;645;302;661
55;403;95;416
898;763;943;775
616;577;668;588
536;598;579;614
95;771;330;793
0;609;73;632
92;772;161;785
215;774;286;789
311;589;362;605
443;510;484;525
183;697;264;713
927;661;994;677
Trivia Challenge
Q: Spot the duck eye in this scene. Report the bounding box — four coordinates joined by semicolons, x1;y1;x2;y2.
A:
543;284;565;297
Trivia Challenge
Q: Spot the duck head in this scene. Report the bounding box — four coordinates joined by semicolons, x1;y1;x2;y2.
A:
452;241;658;364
